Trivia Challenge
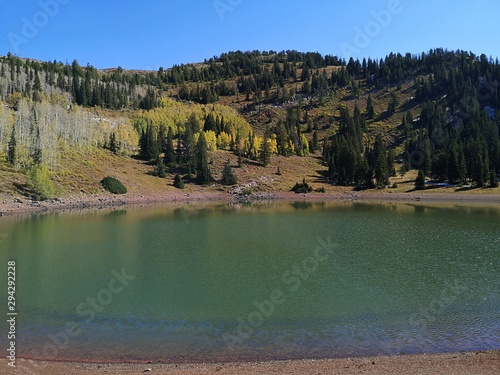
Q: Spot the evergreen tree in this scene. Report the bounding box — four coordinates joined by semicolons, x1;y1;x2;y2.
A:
221;160;237;185
203;112;216;132
415;169;426;190
7;127;16;166
164;127;175;166
387;92;398;115
387;149;396;177
158;125;167;154
108;132;117;154
184;123;195;176
423;135;432;177
195;133;212;184
373;135;389;187
447;142;460;183
490;167;499;187
312;130;319;153
458;150;467;186
173;174;185;189
259;128;272;167
155;157;166;178
148;124;159;160
366;95;375;119
176;124;183;165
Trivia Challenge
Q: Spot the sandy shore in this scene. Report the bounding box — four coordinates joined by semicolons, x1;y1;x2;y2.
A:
1;189;499;218
1;351;499;374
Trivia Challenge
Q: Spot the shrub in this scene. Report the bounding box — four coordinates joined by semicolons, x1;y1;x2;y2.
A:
101;176;127;194
315;187;326;193
173;174;185;189
291;178;313;194
28;164;55;201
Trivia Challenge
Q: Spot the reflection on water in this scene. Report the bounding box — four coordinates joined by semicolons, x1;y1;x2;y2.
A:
0;201;499;363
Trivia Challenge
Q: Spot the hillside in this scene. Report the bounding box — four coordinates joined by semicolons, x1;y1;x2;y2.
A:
0;48;499;204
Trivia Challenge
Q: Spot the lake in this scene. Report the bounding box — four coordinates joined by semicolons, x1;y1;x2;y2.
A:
0;201;499;363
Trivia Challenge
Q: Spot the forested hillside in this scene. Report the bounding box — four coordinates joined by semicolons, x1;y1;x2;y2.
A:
0;48;499;200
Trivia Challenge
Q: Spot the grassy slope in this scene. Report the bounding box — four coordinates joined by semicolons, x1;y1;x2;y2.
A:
1;67;499;201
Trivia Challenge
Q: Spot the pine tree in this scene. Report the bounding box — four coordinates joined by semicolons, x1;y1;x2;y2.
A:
237;152;243;168
259;128;272;167
312;130;319;153
373;135;389;187
458;150;467;186
164;127;175;166
447;142;460;183
7;127;16;166
173;174;185;189
108;132;117;154
32;72;42;102
155;157;166;178
221;160;237;185
387;149;396;177
158;125;167;154
176;125;183;165
490;167;499;187
366;95;375;119
184;124;195;176
387;92;398;115
415;169;426;190
195;133;212;185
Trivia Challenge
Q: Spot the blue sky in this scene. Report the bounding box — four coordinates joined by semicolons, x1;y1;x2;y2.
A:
1;0;499;69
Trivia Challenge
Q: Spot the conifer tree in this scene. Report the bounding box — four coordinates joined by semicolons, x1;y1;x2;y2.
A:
155;157;166;178
259;128;272;167
415;169;426;190
387;92;398;115
164;127;175;166
490;167;499;187
7;126;16;166
366;95;375;119
173;174;185;189
108;132;117;154
195;133;212;184
373;135;389;187
311;130;319;153
221;160;237;185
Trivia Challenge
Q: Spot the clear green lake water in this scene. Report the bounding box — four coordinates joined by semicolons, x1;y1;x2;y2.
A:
0;201;498;362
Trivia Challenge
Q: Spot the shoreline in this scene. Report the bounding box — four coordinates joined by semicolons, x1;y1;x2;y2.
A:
1;190;499;218
2;350;499;374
